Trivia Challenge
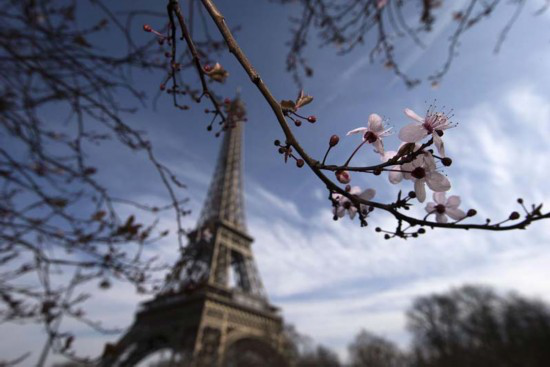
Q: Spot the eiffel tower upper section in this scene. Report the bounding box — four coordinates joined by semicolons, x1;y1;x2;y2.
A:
159;99;269;302
197;104;247;234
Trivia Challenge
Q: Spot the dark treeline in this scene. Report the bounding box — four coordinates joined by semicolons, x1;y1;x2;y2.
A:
287;284;550;367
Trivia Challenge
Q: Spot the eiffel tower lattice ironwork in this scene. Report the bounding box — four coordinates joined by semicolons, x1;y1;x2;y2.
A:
101;100;287;367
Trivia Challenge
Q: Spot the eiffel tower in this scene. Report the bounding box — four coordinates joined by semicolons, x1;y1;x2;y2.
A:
102;100;287;366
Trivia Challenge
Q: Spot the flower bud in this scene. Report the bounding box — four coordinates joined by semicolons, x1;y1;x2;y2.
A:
441;157;452;166
335;170;351;184
307;115;317;123
296;159;305;168
274;140;280;146
408;191;417;199
143;24;152;32
329;135;340;147
509;211;520;220
203;64;212;72
418;228;426;234
467;209;477;217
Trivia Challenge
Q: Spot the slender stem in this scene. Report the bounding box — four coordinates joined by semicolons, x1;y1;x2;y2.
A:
344;140;367;167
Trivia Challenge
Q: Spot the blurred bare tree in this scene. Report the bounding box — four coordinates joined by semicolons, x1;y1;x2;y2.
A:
348;329;408;367
0;0;223;363
273;0;539;88
407;285;550;367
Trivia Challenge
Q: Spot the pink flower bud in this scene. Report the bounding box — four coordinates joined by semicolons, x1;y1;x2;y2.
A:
335;170;351;184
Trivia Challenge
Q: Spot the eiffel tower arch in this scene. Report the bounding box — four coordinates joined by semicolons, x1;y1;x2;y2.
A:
101;100;288;367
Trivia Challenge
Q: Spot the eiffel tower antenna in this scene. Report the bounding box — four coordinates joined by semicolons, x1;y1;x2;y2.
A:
102;97;287;367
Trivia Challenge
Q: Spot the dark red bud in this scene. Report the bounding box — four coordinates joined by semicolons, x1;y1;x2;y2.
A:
274;140;281;146
224;98;231;104
294;120;302;127
467;209;477;217
329;135;340;147
296;159;305;168
441;157;452;166
143;24;152;32
509;211;520;220
307;115;317;123
203;64;212;72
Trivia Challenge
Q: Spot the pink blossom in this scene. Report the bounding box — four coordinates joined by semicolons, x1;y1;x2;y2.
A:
347;113;392;155
425;192;466;223
332;186;376;220
398;108;453;157
401;152;450;202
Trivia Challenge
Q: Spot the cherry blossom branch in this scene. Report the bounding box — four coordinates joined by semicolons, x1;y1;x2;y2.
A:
195;0;549;238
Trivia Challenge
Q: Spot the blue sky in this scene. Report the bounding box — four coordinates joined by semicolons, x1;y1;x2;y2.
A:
2;0;550;364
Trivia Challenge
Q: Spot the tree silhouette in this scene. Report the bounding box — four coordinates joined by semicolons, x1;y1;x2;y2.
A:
407;285;550;367
348;329;407;367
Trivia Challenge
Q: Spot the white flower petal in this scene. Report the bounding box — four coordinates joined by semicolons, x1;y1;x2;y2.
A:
346;127;368;136
433;132;446;157
425;202;436;213
423;152;437;170
426;172;451;192
445;208;466;220
348;206;357;220
389;170;403;184
372;139;384;155
368;113;383;133
415;179;426;202
404;108;425;123
349;186;362;195
446;195;461;209
434;192;446;205
359;188;376;201
446;207;466;220
398;124;427;143
436;213;448;223
334;206;345;218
